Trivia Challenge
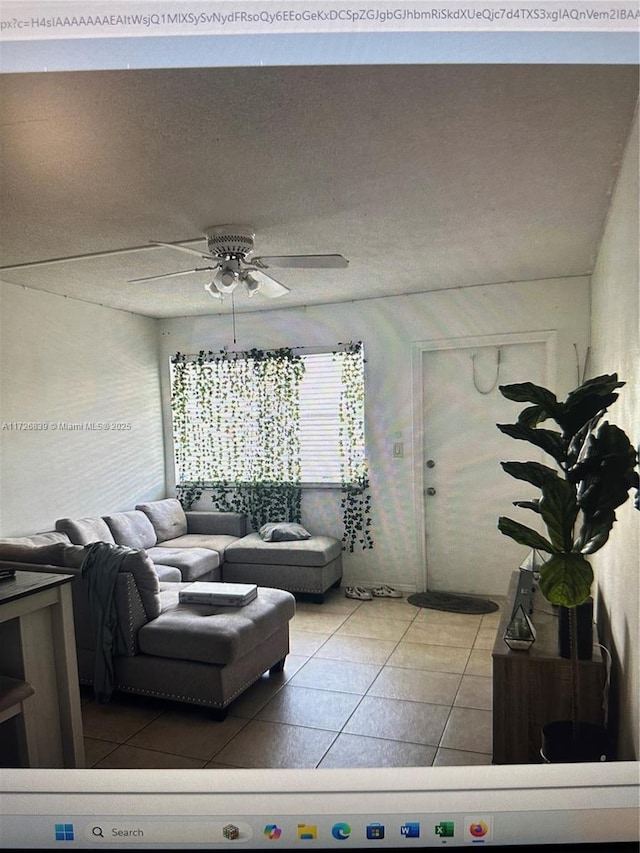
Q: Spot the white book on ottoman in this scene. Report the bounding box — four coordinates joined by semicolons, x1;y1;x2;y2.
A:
179;582;258;606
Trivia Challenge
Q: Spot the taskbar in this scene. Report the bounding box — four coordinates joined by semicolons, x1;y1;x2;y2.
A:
2;809;638;848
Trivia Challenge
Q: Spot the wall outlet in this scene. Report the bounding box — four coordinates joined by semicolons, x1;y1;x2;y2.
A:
392;441;404;458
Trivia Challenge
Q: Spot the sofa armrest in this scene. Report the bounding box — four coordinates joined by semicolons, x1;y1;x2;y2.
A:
0;559;78;577
0;560;95;652
185;511;247;538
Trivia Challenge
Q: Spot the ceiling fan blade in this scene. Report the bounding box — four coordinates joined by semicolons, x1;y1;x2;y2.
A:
150;240;216;260
244;269;291;298
0;242;162;272
252;254;348;269
128;265;218;283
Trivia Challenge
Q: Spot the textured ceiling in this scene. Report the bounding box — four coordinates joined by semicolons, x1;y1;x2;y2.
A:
0;64;637;318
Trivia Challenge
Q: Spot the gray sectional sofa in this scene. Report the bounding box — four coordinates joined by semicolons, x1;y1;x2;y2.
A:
53;500;247;583
0;499;344;717
0;540;295;717
2;498;343;600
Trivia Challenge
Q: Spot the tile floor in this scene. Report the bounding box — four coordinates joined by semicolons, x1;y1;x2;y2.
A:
81;589;504;770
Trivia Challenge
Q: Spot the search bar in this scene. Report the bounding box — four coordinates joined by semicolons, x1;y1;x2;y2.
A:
85;821;253;844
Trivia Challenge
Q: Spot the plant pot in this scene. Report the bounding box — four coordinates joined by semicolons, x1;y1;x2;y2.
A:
541;720;609;763
559;598;593;660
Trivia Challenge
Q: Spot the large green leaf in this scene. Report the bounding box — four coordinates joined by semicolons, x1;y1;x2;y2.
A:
557;374;624;439
500;460;558;487
539;476;578;552
556;393;619;439
563;374;623;408
574;423;640;517
497;423;566;465
499;382;558;409
517;405;553;428
513;500;541;513
538;552;594;606
566;413;605;470
577;509;616;554
497;517;555;553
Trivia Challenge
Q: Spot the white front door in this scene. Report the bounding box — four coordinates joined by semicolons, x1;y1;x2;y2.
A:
422;339;548;596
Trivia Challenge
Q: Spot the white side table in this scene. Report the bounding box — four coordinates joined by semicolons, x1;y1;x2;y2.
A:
0;570;85;768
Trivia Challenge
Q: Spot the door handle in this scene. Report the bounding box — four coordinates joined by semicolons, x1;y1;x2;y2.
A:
426;487;436;496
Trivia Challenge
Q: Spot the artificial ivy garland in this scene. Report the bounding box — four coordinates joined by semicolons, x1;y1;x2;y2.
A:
170;343;373;550
337;342;374;551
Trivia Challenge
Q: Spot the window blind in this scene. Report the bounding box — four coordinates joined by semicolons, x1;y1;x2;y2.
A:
171;347;365;487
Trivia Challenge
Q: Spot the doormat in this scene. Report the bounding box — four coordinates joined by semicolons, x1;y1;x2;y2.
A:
407;591;499;614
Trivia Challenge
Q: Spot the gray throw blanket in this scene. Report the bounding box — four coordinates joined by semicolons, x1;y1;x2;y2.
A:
81;541;132;703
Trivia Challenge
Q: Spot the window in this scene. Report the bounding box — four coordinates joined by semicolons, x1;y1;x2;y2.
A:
170;344;372;550
299;352;351;484
170;344;367;489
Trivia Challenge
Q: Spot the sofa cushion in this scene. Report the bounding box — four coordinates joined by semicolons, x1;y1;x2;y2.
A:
56;516;116;546
138;586;296;665
154;564;182;583
0;531;71;547
185;511;247;538
225;533;342;567
259;522;311;542
104;510;158;550
136;499;188;542
146;546;220;581
156;534;238;557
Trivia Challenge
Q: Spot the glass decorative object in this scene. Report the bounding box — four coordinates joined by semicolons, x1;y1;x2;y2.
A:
519;548;543;580
504;604;537;651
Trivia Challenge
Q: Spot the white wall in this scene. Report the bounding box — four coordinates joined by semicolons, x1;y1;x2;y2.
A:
590;106;639;760
0;283;166;536
159;276;590;591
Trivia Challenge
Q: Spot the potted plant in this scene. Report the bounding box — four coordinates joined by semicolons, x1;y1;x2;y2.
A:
496;373;638;761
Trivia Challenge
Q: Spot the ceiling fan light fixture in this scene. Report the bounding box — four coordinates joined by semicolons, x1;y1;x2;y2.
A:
242;272;261;297
204;281;223;300
211;266;239;293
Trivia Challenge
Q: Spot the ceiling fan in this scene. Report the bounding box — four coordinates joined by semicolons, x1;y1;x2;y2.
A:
128;225;349;300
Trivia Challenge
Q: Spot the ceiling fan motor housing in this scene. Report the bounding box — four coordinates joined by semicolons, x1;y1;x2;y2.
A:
205;225;255;259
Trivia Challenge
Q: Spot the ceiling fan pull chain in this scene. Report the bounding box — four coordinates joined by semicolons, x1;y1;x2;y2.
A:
231;292;237;345
472;347;501;395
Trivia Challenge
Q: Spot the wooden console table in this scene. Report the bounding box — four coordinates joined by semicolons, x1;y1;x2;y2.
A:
492;571;606;764
0;570;85;768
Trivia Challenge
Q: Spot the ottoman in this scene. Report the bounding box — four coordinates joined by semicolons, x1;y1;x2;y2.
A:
118;585;296;718
223;534;343;603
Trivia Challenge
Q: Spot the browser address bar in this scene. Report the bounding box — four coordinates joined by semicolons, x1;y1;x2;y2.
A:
84;821;253;844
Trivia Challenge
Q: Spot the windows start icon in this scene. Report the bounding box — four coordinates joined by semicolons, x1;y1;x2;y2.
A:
54;823;74;842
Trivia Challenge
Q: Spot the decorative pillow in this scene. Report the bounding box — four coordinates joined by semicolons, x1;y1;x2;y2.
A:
259;522;312;542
